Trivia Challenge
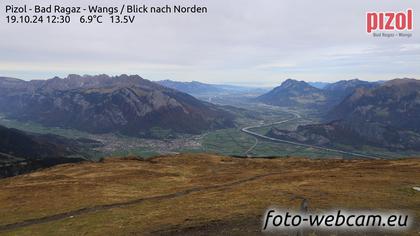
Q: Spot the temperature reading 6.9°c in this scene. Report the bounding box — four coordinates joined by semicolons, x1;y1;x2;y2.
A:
79;15;102;24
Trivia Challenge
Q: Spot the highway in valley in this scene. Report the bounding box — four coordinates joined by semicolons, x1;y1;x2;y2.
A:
241;108;379;159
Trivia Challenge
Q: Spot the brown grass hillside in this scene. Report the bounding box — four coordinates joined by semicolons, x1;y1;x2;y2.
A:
0;154;419;235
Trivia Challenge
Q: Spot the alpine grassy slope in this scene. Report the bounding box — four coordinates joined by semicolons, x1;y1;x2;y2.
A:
0;154;418;235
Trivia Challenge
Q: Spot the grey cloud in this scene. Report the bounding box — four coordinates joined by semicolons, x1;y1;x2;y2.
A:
0;0;419;85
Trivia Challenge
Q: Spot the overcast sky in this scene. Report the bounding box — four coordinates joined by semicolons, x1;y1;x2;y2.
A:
0;0;419;86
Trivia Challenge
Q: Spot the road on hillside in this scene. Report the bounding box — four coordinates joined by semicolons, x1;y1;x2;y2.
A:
241;108;379;159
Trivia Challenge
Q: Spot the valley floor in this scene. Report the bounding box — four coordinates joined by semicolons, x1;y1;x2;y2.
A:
0;154;419;235
2;102;420;160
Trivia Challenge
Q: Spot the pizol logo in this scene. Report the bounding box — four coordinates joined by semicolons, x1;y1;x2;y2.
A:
366;9;413;37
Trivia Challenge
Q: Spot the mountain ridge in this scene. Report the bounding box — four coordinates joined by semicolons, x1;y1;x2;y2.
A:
256;79;328;108
0;75;235;137
267;78;420;151
257;78;380;109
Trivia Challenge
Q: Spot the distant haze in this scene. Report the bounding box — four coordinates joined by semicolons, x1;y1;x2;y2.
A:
0;0;419;86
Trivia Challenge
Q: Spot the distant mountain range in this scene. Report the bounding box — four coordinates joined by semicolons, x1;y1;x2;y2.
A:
157;80;269;95
324;79;379;98
308;82;330;89
0;75;235;137
308;80;383;89
267;78;420;151
157;80;223;94
0;125;96;177
257;79;380;110
2;74;418;154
